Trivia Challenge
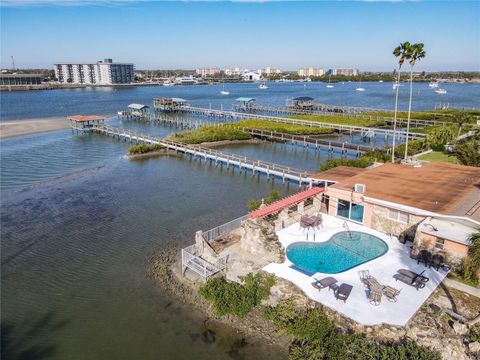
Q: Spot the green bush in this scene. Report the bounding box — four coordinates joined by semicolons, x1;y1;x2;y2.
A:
199;273;275;318
425;126;457;148
170;125;252;144
264;301;441;360
235;120;334;135
247;190;282;211
394;139;428;157
455;140;480;167
291;114;384;128
319;158;372;171
128;144;164;154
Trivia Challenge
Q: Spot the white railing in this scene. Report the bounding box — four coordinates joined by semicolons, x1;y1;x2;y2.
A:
181;244;227;281
202;214;249;243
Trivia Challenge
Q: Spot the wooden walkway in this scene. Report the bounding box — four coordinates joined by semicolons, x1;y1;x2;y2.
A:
92;125;331;186
233;104;443;127
242;128;377;155
121;112;221;129
179;106;426;140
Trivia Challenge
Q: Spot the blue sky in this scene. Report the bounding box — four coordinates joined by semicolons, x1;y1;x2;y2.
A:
1;1;479;71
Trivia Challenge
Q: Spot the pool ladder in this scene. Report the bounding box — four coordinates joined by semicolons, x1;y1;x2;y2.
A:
343;221;354;240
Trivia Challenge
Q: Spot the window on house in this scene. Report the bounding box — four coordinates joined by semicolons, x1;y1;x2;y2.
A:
336;199;364;223
388;209;409;223
435;238;445;250
337;199;350;219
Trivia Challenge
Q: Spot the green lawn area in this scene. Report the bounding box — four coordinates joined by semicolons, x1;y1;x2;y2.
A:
289;114;384;127
418;151;459;164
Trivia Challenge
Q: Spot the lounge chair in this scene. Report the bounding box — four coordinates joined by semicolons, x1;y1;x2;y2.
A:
398;269;429;283
358;270;371;287
312;276;338;291
335;283;353;303
417;250;432;267
429;254;444;271
393;270;427;290
369;289;382;306
382;286;401;302
358;270;381;289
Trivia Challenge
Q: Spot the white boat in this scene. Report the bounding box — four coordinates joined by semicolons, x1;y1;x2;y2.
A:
379;80;383;83
326;75;334;88
356;79;365;91
258;83;268;89
220;82;229;95
429;82;439;88
163;81;174;87
393;82;400;90
435;88;447;94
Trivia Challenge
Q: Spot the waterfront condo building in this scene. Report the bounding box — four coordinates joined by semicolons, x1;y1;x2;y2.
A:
195;67;221;77
298;67;325;77
54;59;134;85
333;68;359;76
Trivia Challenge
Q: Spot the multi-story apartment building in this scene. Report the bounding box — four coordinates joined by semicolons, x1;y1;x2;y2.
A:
298;67;325;77
259;67;282;75
195;67;220;77
54;59;134;85
333;68;359;76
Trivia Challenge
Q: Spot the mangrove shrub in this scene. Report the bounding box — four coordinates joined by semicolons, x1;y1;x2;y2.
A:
199;273;276;318
264;301;441;360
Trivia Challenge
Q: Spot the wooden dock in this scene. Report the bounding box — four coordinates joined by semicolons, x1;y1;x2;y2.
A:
242;127;377;155
233;104;443;128
179;106;426;140
92;125;332;187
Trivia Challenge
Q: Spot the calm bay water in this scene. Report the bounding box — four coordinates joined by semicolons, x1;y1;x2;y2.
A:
1;81;479;121
1;82;479;359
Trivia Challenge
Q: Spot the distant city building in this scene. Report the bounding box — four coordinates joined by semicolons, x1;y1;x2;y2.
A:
243;71;262;81
195;67;220;77
0;73;43;85
224;67;250;76
297;67;325;77
333;68;359;76
54;59;134;85
259;67;282;75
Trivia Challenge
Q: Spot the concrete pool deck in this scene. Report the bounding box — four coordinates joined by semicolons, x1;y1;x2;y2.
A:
263;214;448;326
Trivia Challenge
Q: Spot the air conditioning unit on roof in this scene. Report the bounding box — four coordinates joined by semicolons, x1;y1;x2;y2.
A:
354;183;366;193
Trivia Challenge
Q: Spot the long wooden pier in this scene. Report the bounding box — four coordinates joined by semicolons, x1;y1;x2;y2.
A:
179;106;426;140
92;125;331;187
233;104;443;128
242;128;376;155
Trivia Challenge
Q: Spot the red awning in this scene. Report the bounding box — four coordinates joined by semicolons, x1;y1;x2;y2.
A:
249;187;324;219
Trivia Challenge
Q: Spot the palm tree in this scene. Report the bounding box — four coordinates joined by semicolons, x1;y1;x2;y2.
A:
404;43;426;160
453;111;471;137
391;42;411;162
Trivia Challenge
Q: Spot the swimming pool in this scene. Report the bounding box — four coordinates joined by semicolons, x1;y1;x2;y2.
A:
286;231;388;274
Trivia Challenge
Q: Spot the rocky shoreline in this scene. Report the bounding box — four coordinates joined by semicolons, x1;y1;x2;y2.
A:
147;245;480;360
146;245;291;353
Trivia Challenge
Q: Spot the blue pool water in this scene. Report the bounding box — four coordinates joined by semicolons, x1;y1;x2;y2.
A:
286;231;388;274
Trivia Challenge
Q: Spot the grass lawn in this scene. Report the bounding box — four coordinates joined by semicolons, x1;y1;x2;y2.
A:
418;151;460;164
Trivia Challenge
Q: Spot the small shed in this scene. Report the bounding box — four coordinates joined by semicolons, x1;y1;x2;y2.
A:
153;98;189;112
235;97;256;108
69;115;105;132
128;103;149;116
290;96;315;109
